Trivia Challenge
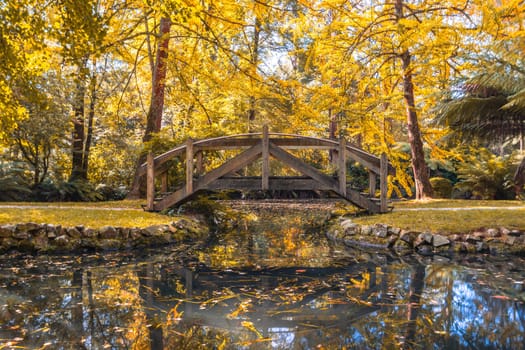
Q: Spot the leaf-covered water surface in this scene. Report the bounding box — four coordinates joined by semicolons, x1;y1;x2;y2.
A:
1;210;524;349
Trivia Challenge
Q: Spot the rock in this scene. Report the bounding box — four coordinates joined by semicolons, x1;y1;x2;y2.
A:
500;227;511;236
486;228;500;238
47;230;57;239
16;223;41;233
54;235;70;246
509;230;523;237
449;234;460;242
99;226;118;239
0;225;15;238
130;228;143;240
142;225;169;237
432;234;450;248
343;223;360;235
472;231;487;239
388;227;401;236
387;235;398;248
476;242;489;253
340;219;354;229
415;232;433;247
393;239;412;250
360;225;373;236
400;231;418;245
505;236;516;246
465;234;481;244
66;227;82;239
33;236;49;251
75;225;85;233
417;244;433;256
13;231;30;240
96;239;122;250
82;228;96;238
373;224;389;238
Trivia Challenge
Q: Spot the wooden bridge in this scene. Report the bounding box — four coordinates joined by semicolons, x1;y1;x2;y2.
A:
139;126;395;213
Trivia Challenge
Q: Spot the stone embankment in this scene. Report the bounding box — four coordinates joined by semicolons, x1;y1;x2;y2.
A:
327;217;525;255
0;218;209;253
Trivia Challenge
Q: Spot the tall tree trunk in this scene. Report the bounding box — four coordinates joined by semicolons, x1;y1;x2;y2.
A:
514;156;525;198
70;60;88;181
395;0;433;199
82;71;97;176
247;15;260;133
128;17;172;198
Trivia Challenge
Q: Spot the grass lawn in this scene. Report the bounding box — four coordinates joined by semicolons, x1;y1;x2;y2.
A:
0;199;524;233
353;199;525;234
0;200;172;229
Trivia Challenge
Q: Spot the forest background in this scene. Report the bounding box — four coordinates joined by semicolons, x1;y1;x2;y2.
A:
1;0;524;203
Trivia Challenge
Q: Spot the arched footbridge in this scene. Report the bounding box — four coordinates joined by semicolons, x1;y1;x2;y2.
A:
139;126;395;213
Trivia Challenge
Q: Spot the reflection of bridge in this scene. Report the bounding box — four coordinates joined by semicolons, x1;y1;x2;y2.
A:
140;126;395;213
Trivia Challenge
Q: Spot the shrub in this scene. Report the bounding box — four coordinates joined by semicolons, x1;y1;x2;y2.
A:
454;149;516;200
32;179;103;202
0;162;31;201
430;177;453;198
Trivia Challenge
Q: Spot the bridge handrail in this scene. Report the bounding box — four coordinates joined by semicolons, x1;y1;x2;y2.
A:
138;132;394;176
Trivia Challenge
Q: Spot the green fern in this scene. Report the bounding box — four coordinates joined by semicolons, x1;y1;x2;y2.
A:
454;149;516;200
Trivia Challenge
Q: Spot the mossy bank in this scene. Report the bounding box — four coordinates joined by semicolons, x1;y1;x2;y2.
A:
0;218;209;253
327;217;525;255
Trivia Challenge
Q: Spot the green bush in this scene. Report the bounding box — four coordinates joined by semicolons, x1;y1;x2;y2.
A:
430;177;453;198
454;148;516;200
0;162;31;201
32;179;104;202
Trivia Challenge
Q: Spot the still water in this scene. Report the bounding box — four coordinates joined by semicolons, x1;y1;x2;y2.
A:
1;210;524;349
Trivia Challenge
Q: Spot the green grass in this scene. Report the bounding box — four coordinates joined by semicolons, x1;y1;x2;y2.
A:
391;199;525;209
353;199;525;234
0;200;172;229
1;199;524;233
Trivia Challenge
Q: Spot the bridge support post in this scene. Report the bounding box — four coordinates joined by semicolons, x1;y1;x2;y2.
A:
195;151;204;176
146;152;155;211
380;152;388;212
262;125;269;190
369;172;377;197
186;138;194;194
161;172;168;193
338;137;347;196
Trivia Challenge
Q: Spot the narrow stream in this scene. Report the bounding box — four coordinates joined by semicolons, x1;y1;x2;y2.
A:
1;208;524;349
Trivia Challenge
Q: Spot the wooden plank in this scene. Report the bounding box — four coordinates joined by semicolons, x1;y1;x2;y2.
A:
154;187;188;211
146;152;155;211
338;138;347;196
380;152;388;213
138;144;186;176
161;172;168;193
198;143;262;189
345;187;381;213
368;172;377;197
205;177;334;190
186;138;194;194
262;125;269;190
268;143;339;192
195;151;204;175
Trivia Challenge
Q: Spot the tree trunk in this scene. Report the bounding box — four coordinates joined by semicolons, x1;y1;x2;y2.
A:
395;0;433;199
82;71;97;177
514;155;525;198
127;17;172;199
70;61;88;181
247;15;260;133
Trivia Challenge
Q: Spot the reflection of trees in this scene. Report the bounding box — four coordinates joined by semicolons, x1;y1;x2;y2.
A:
1;250;525;349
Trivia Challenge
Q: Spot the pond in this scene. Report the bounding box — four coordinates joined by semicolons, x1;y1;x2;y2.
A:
1;208;524;349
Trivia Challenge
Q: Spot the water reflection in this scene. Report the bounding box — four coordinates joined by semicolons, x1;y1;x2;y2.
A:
1;213;524;349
